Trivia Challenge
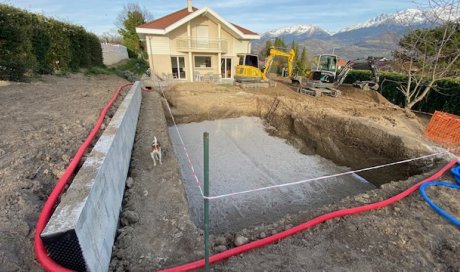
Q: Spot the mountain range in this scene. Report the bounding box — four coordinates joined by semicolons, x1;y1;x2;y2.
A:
254;8;460;59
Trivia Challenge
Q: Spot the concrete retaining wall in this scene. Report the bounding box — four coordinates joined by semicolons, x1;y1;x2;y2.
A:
41;82;142;271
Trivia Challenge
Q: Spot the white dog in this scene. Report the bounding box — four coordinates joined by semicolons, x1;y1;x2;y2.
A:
150;136;162;166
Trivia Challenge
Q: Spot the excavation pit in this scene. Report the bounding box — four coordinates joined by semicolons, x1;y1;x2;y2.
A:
170;116;376;232
163;82;445;233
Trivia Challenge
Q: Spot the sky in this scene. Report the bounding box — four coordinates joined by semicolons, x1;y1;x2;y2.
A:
0;0;423;35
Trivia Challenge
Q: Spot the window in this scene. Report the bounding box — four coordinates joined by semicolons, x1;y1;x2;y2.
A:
171;56;186;79
238;54;258;68
245;55;259;68
195;56;212;68
196;25;209;38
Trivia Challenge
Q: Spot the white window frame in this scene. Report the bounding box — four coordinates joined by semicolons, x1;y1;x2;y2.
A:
221;57;233;79
171;56;187;80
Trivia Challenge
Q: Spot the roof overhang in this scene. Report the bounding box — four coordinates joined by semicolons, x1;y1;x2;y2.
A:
136;7;260;40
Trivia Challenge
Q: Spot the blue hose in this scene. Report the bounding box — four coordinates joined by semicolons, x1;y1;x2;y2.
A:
419;164;460;227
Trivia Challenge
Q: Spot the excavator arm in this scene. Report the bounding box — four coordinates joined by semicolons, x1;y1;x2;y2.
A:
263;47;296;78
334;58;380;90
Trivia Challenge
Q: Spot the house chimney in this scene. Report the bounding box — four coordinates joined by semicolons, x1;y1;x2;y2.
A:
187;0;193;12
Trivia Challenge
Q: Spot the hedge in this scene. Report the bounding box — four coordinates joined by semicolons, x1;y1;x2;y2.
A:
0;4;103;81
344;70;460;115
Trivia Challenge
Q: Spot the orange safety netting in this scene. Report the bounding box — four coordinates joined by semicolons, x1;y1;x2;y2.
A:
425;111;460;149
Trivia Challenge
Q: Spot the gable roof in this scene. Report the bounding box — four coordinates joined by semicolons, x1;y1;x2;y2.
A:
136;7;259;40
137;7;198;30
231;23;258;36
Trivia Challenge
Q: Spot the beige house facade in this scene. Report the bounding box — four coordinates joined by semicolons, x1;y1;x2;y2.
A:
136;1;260;82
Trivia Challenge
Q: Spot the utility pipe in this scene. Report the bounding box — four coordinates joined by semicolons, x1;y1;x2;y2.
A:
160;160;458;272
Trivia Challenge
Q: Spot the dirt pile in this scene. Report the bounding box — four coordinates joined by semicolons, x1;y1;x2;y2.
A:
0;74;127;271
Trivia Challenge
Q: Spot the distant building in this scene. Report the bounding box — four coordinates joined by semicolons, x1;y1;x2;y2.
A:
101;43;129;66
136;0;260;82
337;59;348;69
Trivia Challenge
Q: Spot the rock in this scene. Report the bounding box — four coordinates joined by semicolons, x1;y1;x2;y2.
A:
52;168;65;178
61;154;70;162
214;236;227;246
122;210;139;225
117;232;132;249
259;232;267;239
284;224;293;230
214;245;227;253
173;232;183;239
234;235;249;246
126;177;134;188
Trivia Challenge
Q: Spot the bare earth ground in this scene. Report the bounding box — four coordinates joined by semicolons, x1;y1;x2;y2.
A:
1;75;459;271
110;91;203;271
144;82;457;271
0;74;127;271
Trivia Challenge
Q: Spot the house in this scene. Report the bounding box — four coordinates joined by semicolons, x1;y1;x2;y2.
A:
336;59;348;70
136;0;260;82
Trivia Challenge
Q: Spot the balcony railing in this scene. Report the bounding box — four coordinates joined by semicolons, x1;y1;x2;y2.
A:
176;38;228;53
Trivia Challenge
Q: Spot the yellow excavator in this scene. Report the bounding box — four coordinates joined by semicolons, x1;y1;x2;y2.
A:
234;47;296;82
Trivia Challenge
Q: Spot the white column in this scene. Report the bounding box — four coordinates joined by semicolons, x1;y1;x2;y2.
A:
187;22;194;82
217;23;222;80
146;36;154;79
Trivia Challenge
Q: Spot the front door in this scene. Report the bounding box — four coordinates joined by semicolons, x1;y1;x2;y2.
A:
221;58;232;79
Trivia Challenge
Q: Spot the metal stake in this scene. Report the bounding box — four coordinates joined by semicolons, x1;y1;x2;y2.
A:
203;132;210;271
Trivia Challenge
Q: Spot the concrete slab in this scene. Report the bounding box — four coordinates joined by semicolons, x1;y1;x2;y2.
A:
41;82;142;271
169;117;376;233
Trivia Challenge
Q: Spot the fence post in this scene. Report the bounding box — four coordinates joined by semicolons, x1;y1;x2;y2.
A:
203;132;210;271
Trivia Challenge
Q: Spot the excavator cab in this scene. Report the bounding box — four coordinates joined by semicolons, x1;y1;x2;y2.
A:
239;54;259;68
311;54;338;83
235;47;296;83
235;54;264;82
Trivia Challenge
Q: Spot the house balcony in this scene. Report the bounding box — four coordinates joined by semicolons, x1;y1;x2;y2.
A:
176;38;228;53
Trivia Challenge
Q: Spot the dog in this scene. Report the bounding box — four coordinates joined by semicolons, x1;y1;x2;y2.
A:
150;136;162;166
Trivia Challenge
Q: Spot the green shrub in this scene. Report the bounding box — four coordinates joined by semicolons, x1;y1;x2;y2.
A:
116;58;148;75
0;5;35;80
84;66;113;76
0;4;103;81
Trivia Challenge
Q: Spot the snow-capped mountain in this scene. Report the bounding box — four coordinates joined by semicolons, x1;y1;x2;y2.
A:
261;24;331;42
255;7;460;59
337;9;427;34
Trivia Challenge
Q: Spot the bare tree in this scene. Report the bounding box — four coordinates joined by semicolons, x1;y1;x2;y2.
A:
99;32;123;44
393;0;460;109
394;0;460;109
116;3;153;28
116;3;154;57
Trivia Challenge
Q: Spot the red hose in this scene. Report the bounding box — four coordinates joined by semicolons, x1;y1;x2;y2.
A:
34;83;133;272
160;159;458;272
